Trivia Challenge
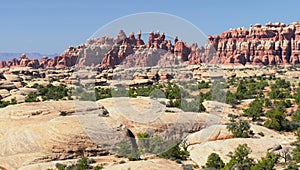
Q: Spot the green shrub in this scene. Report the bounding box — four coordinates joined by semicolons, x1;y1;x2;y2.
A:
228;114;239;119
226;118;251;138
292;145;300;163
137;133;163;154
264;98;272;108
268;79;292;100
0;97;19;108
292;109;300;123
226;91;240;106
243;98;263;121
21;81;28;87
79;91;96;101
165;109;175;113
128;149;140;161
95;87;112;100
28;83;70;102
263;108;296;131
264;119;282;131
197;80;210;89
76;157;90;170
25;92;39;102
116;140;132;158
224;144;254;169
10;97;17;104
204;152;225;169
164;82;181;100
210;78;227;102
251;152;278;170
159;143;189;160
294;88;300;105
93;165;103;170
53;157;96;170
40;84;69;101
284;163;299;170
56;163;67;170
180;98;206;112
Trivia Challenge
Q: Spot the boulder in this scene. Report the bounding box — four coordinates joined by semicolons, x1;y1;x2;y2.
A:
0;80;16;90
97;97;224;144
0;101;122;169
187;125;296;166
3;73;22;82
202;100;232;113
0;89;10;98
2;94;25;103
11;88;38;96
105;159;182;170
183;125;232;148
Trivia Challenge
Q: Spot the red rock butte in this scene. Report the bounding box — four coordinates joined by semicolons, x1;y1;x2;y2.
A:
1;21;300;68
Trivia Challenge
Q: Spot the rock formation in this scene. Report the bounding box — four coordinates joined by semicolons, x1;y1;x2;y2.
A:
208;22;300;65
1;21;300;68
187;124;296;166
0;101;119;169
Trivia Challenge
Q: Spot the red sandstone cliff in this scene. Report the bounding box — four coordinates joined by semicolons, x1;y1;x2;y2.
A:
1;21;300;68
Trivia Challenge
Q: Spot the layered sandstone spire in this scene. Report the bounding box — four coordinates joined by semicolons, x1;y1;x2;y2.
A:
207;21;300;65
1;21;299;68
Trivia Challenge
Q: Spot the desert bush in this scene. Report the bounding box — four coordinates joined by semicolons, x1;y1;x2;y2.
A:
226;118;251;138
116;140;132;158
159;143;189;160
251;152;278;170
203;152;225;169
243;98;263;121
224;144;254;169
25;92;39;102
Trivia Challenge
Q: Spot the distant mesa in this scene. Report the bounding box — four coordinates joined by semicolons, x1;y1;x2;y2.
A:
1;21;300;68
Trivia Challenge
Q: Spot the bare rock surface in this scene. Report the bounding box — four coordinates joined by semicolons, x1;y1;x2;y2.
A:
187;124;296;167
97;97;223;138
0;89;10;98
0;97;224;169
183;125;232;147
0;80;16;90
105;159;182;170
2;94;25;103
0;101;119;169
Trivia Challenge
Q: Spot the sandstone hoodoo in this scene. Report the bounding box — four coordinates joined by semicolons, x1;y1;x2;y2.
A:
0;21;300;69
210;22;300;65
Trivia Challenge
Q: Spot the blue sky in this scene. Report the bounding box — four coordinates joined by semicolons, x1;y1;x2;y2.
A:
0;0;299;54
